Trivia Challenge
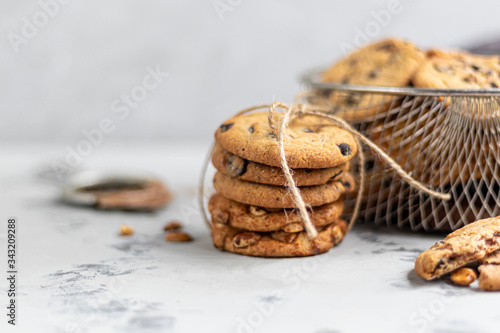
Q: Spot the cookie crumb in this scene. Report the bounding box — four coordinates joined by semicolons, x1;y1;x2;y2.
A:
120;224;134;236
164;221;182;231
166;231;193;242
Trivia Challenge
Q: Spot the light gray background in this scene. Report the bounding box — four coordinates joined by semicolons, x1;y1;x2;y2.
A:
2;0;500;143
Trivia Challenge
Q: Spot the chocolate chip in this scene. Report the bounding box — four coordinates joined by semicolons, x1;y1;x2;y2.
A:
303;128;314;133
487;70;493;75
248;126;254;134
340;180;351;189
330;170;343;179
368;70;378;79
268;132;277;140
226;155;247;177
492;82;499;88
463;76;472;82
337;143;352;156
345;94;361;106
376;41;396;51
342;77;350;84
219;123;234;133
365;159;375;170
304;169;312;174
435;259;445;271
319;89;330;97
471;64;480;71
494;232;500;237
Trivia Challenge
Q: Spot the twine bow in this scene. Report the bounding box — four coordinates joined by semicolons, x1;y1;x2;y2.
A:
200;102;451;240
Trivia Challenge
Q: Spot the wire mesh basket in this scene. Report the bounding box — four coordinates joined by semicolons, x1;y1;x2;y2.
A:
301;68;500;232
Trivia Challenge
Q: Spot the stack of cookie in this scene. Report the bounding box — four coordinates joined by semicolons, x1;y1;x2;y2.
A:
208;111;358;257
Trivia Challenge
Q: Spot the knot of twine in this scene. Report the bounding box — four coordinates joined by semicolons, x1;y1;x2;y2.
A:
200;102;451;240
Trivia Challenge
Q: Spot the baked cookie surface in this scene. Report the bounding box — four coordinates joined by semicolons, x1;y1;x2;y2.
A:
214;112;357;169
211;144;349;186
208;193;344;232
323;39;424;88
213;171;355;209
414;216;500;280
412;49;500;89
478;249;500;291
211;220;347;257
321;39;424;121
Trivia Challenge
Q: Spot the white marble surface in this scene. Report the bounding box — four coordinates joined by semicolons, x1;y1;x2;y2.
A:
1;142;499;333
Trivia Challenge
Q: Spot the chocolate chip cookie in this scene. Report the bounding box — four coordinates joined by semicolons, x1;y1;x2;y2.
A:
211;219;347;257
412;49;500;89
213;171;355;209
478;249;500;291
215;111;357;169
321;39;424;121
414;216;500;280
208;193;344;232
212;144;349;186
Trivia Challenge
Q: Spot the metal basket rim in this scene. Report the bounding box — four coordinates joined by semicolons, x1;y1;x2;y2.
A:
301;67;500;97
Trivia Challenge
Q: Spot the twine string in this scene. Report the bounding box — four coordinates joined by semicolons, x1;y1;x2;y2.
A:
275;105;318;239
296;108;451;201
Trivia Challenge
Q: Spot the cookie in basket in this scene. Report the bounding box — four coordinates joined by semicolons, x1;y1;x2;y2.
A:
368;98;497;187
369;50;500;188
211;219;347;257
213;171;355;209
412;49;500;90
208;193;344;232
321;38;425;122
211;144;349;186
215;111;357;169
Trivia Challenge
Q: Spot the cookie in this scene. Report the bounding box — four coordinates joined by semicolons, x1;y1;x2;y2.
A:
215;112;357;169
211;219;347;257
213;171;355;209
414;216;500;280
412;49;500;89
321;39;424;122
478;249;500;291
211;144;349;186
208;193;344;232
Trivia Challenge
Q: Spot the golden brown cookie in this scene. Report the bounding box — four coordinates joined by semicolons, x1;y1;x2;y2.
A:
211;219;347;257
215;112;357;169
321;39;424;121
478;249;500;291
208;193;344;232
213;171;355;209
211;144;349;186
413;49;500;89
414;216;500;280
